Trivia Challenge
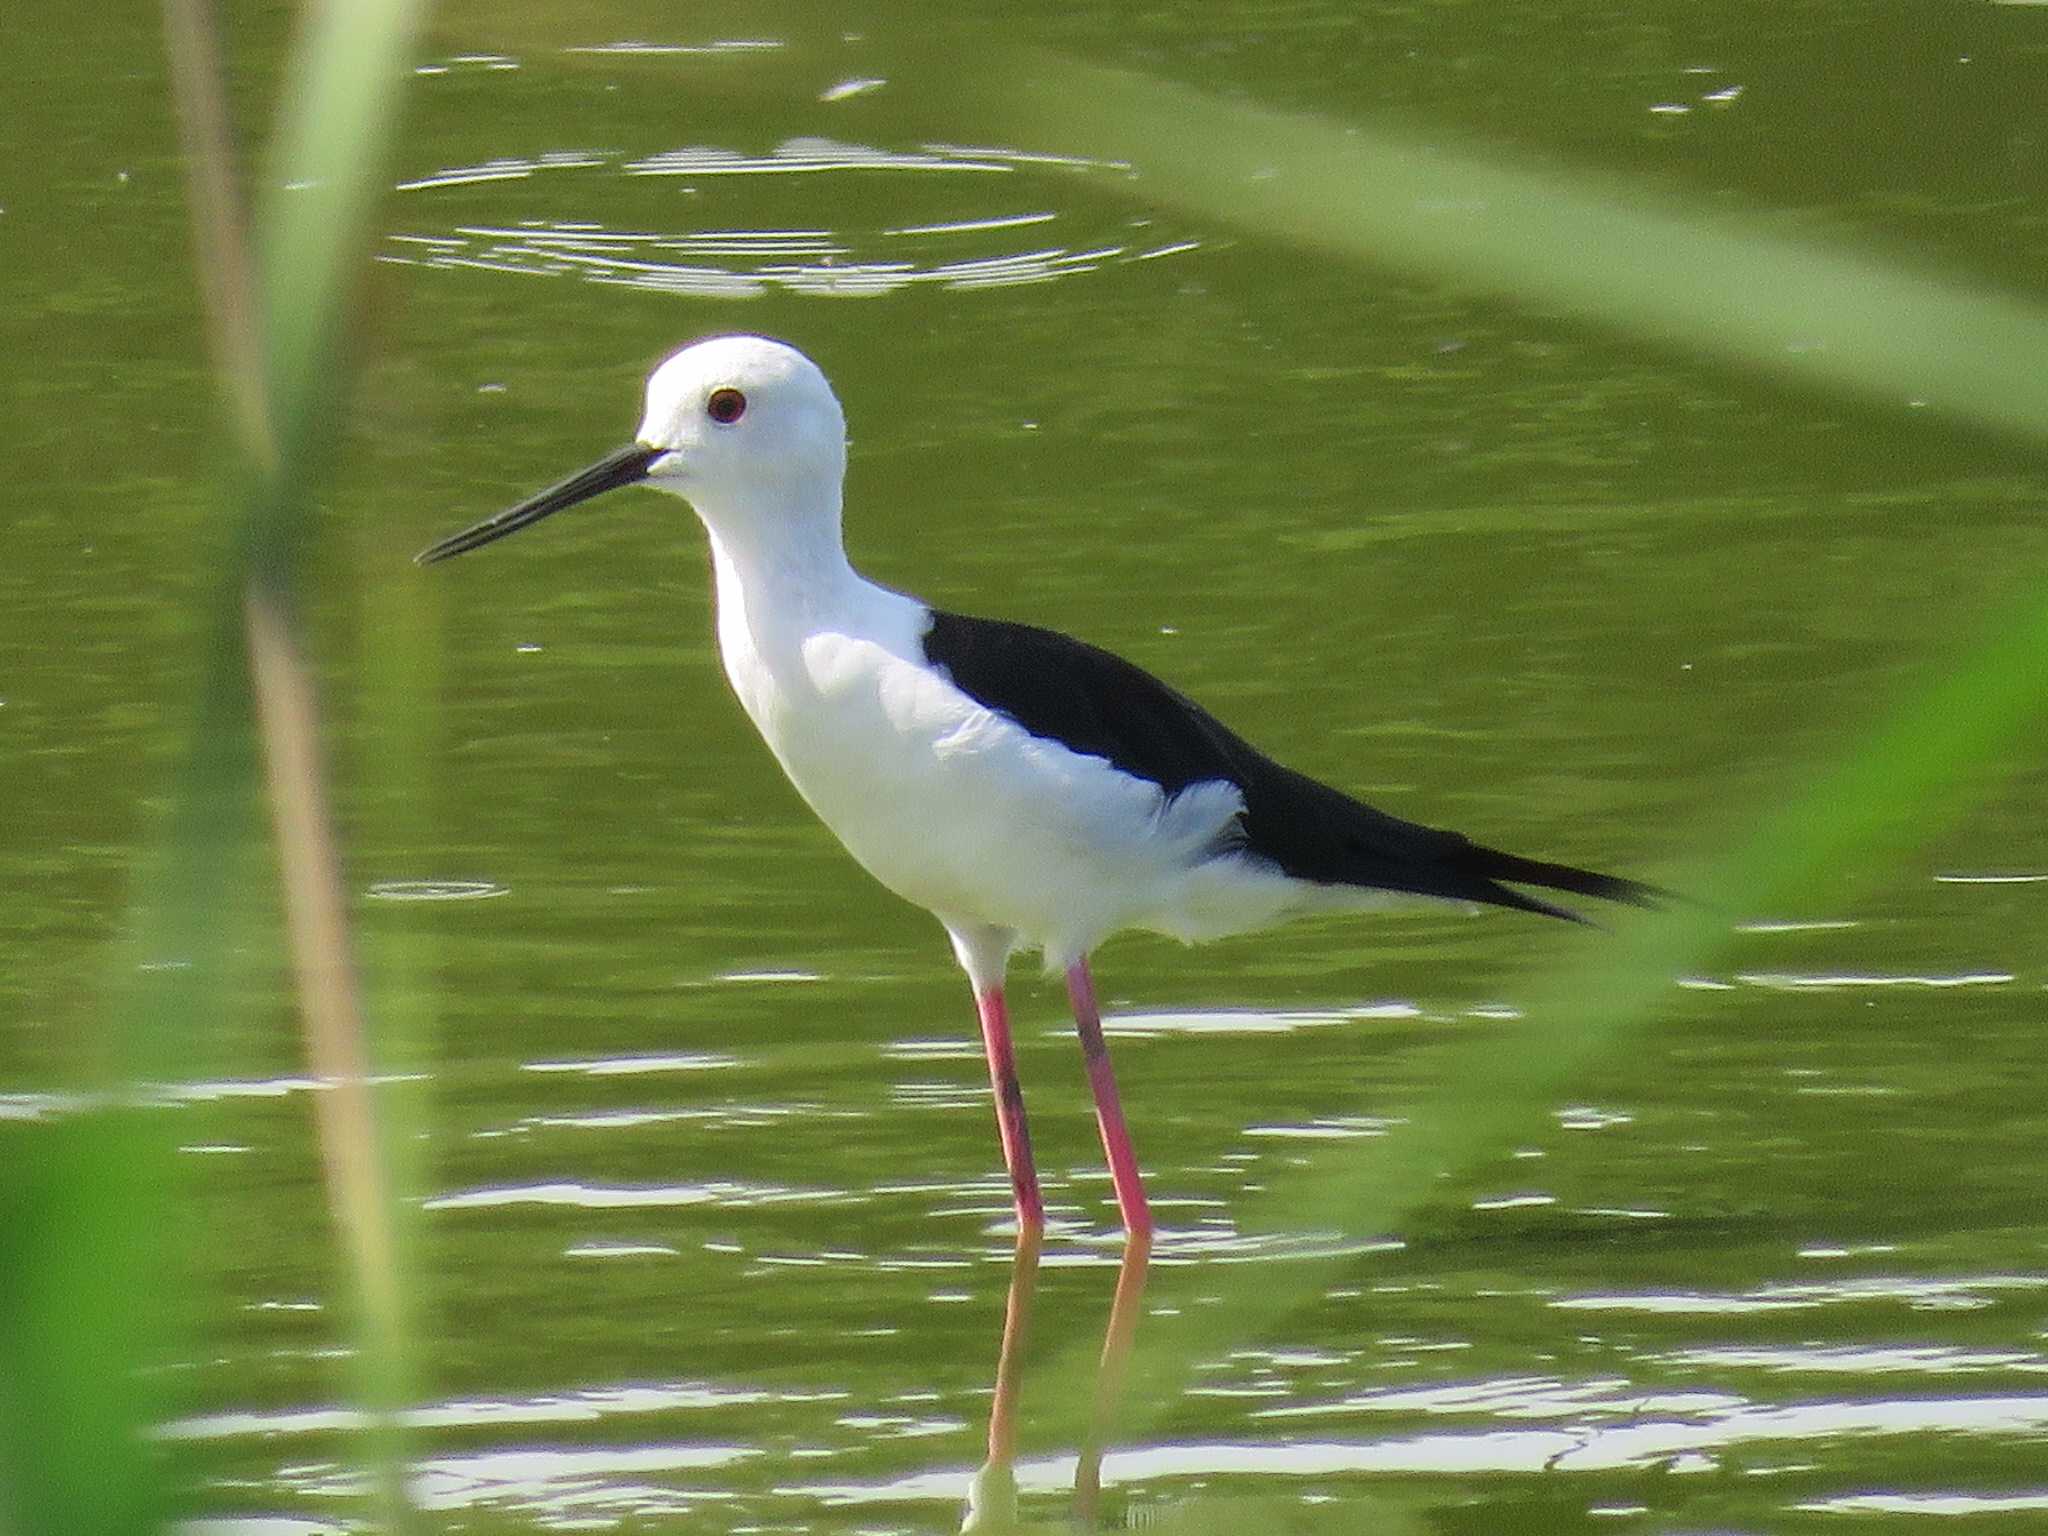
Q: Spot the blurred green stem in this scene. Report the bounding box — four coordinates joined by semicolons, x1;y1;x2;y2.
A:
959;45;2048;1436
960;49;2048;449
161;0;427;1525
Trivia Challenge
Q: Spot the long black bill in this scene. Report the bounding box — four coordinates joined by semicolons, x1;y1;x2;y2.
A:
415;442;664;565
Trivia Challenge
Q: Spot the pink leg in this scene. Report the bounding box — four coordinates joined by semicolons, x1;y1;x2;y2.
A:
1065;959;1153;1238
975;985;1045;1232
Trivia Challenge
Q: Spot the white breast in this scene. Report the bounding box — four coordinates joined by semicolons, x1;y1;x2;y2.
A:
705;545;1291;965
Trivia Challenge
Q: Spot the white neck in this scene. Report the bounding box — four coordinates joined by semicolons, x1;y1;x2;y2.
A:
690;482;869;683
698;475;856;586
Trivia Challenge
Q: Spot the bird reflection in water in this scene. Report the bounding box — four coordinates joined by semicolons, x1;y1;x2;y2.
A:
963;1230;1151;1532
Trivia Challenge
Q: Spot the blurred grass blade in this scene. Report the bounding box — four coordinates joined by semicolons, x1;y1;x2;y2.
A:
944;49;2048;1428
154;0;428;1528
1041;574;2048;1434
244;589;413;1497
244;0;430;1520
239;7;430;1520
0;1116;168;1535
162;0;270;459
960;50;2048;448
254;0;427;521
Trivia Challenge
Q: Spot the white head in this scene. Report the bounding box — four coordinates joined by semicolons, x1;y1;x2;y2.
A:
638;334;847;517
416;334;848;567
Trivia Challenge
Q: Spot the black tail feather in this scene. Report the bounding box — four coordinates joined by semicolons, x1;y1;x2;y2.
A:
1232;757;1668;926
1453;842;1670;921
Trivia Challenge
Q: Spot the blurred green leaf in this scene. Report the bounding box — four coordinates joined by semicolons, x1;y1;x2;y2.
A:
955;49;2048;448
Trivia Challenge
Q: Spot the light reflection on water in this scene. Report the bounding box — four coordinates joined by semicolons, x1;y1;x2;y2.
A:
297;1443;758;1524
519;1103;823;1131
1098;1002;1421;1038
421;1179;830;1211
162;1139;2048;1530
1663;1344;2048;1376
165;1371;2048;1523
43;954;2048;1530
363;879;508;902
1553;1274;2048;1314
521;1051;742;1075
809;1383;2048;1492
26;3;2047;1529
1732;969;2016;990
161;1380;819;1441
386;138;1199;299
563;1239;681;1259
1800;1491;2048;1516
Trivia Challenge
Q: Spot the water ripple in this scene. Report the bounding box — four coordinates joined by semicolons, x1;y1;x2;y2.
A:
1662;1344;2048;1376
1798;1491;2048;1515
522;1052;739;1076
422;1179;833;1211
1734;970;2015;990
1101;1003;1419;1039
624;138;1017;177
385;140;1196;299
1553;1273;2048;1315
365;879;506;901
158;1380;838;1441
799;1390;2048;1498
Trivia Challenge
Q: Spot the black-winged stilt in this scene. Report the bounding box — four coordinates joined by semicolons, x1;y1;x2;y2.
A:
419;334;1660;1239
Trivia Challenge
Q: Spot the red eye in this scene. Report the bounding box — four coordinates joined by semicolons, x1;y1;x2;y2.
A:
707;387;747;424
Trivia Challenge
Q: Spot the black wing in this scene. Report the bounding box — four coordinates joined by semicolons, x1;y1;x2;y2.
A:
920;609;1660;923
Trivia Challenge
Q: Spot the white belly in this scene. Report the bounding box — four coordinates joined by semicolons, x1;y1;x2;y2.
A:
715;592;1293;964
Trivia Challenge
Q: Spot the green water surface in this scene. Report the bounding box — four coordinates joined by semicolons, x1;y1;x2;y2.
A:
5;2;2048;1531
